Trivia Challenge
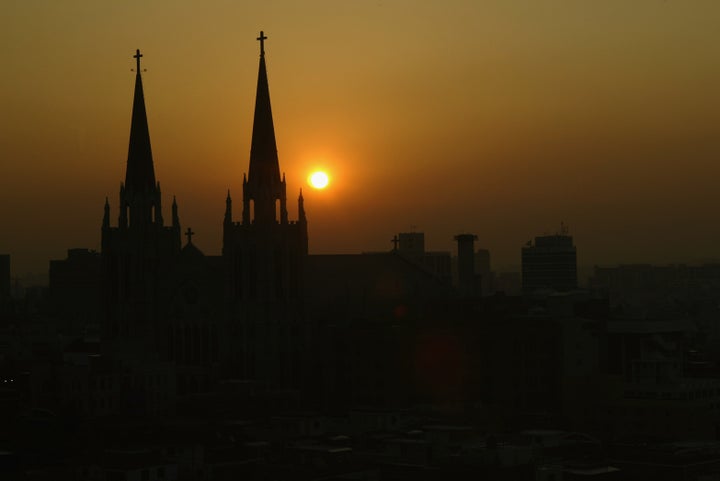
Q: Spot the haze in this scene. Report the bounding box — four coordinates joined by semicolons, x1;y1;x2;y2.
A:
1;0;720;278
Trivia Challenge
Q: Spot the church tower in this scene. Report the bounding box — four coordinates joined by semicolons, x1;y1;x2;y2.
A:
101;50;182;361
223;32;308;385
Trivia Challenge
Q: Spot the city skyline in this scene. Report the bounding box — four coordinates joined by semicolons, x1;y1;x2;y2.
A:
2;1;720;277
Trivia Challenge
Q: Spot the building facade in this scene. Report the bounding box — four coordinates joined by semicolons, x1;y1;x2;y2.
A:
521;232;577;293
99;35;307;399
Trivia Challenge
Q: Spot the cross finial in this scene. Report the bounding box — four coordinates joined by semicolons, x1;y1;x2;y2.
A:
257;31;267;57
185;227;195;245
391;235;399;251
133;49;143;73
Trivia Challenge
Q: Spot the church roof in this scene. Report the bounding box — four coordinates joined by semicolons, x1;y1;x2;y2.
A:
180;241;205;260
305;253;455;324
125;49;156;193
247;32;281;189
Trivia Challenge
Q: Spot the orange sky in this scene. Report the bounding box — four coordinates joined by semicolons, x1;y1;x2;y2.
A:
1;0;720;279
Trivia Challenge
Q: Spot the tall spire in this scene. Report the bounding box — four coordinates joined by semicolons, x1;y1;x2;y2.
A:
125;49;156;193
247;31;281;193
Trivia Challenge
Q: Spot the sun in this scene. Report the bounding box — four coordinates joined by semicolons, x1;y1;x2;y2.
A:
308;171;329;189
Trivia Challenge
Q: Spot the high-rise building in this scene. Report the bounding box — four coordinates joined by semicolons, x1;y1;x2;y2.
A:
521;229;577;293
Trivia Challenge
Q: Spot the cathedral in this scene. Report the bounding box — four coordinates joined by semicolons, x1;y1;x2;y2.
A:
100;33;308;400
42;31;461;416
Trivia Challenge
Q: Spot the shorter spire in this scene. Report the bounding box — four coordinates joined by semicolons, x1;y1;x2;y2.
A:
298;188;306;223
103;197;110;228
172;195;180;228
224;190;233;225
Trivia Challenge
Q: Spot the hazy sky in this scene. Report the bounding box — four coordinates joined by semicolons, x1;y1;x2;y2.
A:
2;0;720;278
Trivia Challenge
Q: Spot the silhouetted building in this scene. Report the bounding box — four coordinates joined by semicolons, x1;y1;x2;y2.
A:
222;30;308;387
397;232;424;255
522;231;577;293
392;232;452;283
101;49;184;366
95;35;308;406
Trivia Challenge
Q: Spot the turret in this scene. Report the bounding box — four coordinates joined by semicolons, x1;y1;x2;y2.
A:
298;189;306;224
171;195;179;228
103;197;110;228
224;190;233;226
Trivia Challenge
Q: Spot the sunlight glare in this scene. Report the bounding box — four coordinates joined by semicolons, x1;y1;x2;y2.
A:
309;171;329;189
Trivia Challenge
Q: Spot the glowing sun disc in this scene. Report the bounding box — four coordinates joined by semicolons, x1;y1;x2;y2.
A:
309;171;329;189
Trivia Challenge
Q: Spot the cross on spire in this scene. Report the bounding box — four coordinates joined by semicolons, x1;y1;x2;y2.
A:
185;227;195;245
257;31;267;57
391;235;399;251
133;49;143;72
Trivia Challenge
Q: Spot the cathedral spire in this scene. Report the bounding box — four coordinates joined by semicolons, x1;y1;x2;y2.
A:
125;49;156;193
246;31;281;222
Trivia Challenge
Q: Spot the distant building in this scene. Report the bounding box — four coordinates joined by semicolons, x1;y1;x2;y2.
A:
397;232;424;256
591;263;720;308
521;230;577;293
